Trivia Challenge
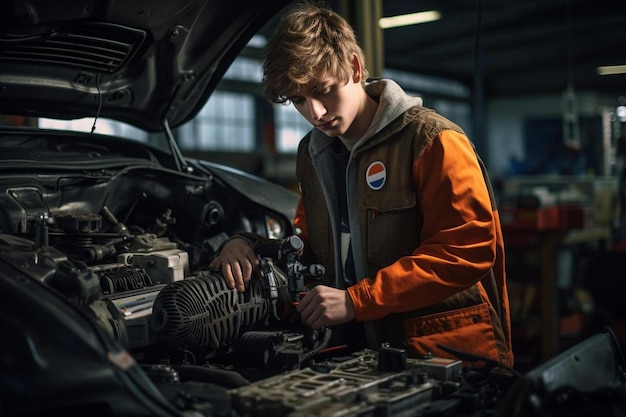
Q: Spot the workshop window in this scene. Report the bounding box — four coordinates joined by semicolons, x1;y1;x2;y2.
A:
224;56;263;82
179;90;255;151
275;103;311;153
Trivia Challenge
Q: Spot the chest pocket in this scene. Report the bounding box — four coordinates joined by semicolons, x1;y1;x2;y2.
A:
362;190;422;273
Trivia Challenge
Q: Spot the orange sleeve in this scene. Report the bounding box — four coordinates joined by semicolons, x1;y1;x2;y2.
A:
348;130;497;321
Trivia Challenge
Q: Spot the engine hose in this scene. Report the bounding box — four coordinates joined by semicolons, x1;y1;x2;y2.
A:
300;327;333;367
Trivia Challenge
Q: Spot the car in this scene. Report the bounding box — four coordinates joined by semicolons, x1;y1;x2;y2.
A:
0;0;298;414
1;1;625;416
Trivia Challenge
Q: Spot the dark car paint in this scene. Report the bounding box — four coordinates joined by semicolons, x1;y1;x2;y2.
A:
0;0;293;131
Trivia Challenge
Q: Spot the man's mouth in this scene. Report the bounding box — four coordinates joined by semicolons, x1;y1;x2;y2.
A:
317;119;335;129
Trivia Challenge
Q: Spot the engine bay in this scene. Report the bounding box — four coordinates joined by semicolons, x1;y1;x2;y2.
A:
0;152;624;417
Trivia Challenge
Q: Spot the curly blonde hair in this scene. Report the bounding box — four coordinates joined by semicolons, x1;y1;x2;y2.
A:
263;1;369;104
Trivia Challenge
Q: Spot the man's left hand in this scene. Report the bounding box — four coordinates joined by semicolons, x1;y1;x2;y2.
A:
296;285;356;329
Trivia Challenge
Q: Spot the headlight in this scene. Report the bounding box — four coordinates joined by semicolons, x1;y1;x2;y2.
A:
265;215;285;240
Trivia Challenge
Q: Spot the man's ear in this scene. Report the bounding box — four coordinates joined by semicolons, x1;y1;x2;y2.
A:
352;55;362;83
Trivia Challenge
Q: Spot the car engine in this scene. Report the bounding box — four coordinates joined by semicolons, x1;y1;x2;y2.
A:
0;138;624;417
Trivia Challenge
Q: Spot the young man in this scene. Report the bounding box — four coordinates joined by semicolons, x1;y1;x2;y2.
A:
210;1;514;367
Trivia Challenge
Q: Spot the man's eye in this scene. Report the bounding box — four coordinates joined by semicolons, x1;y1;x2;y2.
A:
290;97;305;106
317;86;332;95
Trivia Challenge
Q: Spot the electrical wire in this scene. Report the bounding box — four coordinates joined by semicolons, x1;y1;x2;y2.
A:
91;73;103;134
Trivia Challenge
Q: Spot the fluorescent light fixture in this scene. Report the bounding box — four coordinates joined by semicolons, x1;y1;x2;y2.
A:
597;65;626;76
379;10;441;29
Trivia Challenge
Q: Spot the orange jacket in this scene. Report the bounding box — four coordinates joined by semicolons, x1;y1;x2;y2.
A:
294;84;513;367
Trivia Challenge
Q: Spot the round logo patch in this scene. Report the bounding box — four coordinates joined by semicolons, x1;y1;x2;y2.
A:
366;161;386;190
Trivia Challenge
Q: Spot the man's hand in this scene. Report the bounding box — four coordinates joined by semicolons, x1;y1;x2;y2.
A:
209;237;259;292
296;285;356;329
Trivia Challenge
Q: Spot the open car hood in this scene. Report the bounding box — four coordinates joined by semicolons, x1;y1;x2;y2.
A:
0;0;291;132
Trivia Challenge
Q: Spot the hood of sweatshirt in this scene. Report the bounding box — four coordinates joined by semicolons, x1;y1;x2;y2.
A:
308;79;423;155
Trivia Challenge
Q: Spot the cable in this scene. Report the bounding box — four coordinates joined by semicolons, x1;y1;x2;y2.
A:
91;73;103;134
300;327;333;367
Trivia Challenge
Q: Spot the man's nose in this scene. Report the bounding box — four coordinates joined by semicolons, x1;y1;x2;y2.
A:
307;98;326;121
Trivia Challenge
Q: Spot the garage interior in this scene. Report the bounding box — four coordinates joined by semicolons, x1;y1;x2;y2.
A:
1;0;625;374
249;0;626;372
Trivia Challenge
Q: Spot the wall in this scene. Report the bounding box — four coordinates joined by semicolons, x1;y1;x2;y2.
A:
486;91;618;179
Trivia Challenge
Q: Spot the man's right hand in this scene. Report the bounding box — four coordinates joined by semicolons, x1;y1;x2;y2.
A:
209;237;260;292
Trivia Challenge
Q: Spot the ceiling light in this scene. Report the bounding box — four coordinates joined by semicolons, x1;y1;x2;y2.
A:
597;65;626;76
379;10;441;29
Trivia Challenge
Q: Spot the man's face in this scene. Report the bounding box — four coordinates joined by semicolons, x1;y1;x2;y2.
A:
286;75;363;139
